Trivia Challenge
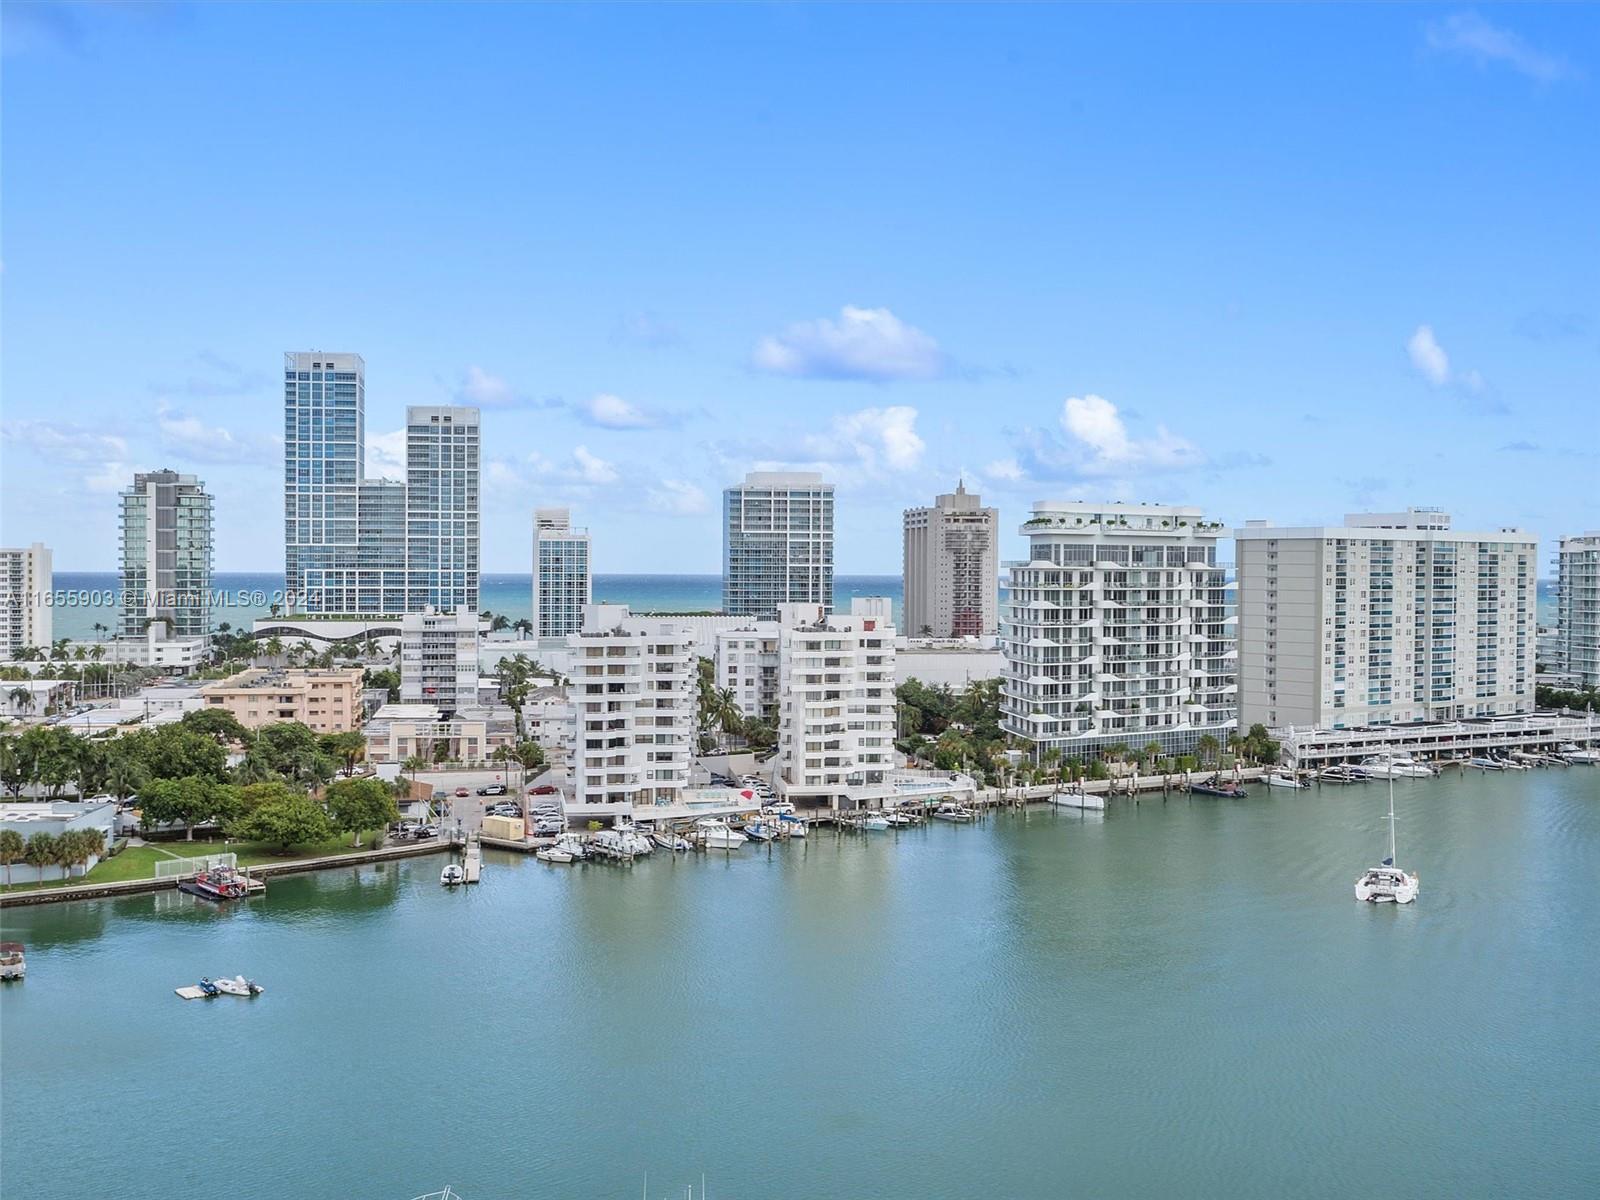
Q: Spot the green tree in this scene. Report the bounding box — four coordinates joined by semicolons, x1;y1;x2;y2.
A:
1196;735;1220;768
0;828;25;886
9;685;36;716
325;776;398;847
141;725;229;783
365;667;401;702
234;792;335;853
319;731;366;776
23;832;58;878
0;737;26;798
138;775;238;841
181;708;250;746
400;754;426;801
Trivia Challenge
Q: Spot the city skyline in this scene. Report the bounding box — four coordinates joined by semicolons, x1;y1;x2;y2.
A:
4;5;1598;573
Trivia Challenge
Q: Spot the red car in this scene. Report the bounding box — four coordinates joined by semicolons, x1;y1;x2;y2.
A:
528;784;559;795
454;786;470;797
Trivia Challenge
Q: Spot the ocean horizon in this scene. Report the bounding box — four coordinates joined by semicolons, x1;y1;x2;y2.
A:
43;572;906;642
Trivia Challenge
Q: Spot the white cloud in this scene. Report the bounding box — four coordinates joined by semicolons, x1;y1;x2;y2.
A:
458;365;517;407
367;428;406;477
1059;394;1201;474
799;405;926;472
574;392;679;431
1407;325;1452;386
752;306;944;381
1425;12;1574;83
2;419;127;463
84;460;134;494
571;445;618;485
984;458;1024;483
648;479;710;516
1406;324;1488;394
155;402;278;464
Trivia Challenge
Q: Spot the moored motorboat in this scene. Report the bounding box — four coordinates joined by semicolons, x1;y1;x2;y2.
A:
1048;787;1106;811
1188;776;1248;798
695;818;747;849
743;821;778;842
932;803;977;822
1467;757;1504;771
536;845;574;863
1263;772;1307;789
196;977;221;997
650;830;692;852
213;975;263;996
1360;754;1436;779
440;864;465;886
1318;765;1369;784
778;813;807;837
178;865;249;902
861;813;891;830
0;943;25;981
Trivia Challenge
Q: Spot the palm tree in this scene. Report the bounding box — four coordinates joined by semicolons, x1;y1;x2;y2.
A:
89;644;105;663
92;621;108;641
1196;734;1220;769
9;686;35;717
263;637;285;665
0;829;24;886
512;618;533;637
401;754;426;803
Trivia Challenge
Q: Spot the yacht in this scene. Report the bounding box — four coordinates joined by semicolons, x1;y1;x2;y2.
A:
0;942;25;981
1359;754;1435;779
695;818;748;849
213;975;263;996
536;844;575;863
1048;787;1106;811
1563;747;1600;765
613;820;653;854
861;813;891;830
1354;777;1419;904
1467;756;1504;771
1263;771;1307;789
440;864;465;887
1318;765;1369;784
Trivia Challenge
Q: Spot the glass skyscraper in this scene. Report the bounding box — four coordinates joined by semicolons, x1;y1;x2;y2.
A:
722;471;834;618
283;352;479;615
120;469;213;640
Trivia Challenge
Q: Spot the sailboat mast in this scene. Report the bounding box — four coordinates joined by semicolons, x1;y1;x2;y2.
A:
1388;775;1397;864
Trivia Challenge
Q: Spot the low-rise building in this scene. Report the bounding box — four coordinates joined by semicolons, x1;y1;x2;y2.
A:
774;597;898;810
0;802;116;885
0;678;77;719
198;667;365;732
363;701;516;767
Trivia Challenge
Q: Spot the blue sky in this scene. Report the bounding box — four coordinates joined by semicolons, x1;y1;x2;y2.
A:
2;3;1596;573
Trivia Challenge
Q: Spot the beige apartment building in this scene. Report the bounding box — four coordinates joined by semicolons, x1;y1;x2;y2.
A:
903;482;998;637
199;667;366;733
1234;509;1537;729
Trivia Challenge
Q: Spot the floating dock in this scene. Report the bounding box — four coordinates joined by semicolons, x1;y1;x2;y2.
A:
174;986;210;1000
462;837;482;883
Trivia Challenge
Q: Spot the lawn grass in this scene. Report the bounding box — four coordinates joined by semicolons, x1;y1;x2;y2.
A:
0;829;393;894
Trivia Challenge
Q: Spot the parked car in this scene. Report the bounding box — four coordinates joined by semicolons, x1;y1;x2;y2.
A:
533;817;565;835
528;784;560;796
454;787;470;797
417;824;440;839
432;790;448;801
476;783;507;796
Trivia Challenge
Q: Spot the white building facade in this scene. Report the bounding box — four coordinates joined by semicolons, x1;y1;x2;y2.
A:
1234;509;1537;729
1555;532;1600;690
903;482;998;638
532;507;591;638
405;405;480;614
1001;502;1234;760
0;541;52;657
714;624;781;720
566;605;695;818
119;469;213;642
723;471;834;618
774;597;897;810
399;607;481;710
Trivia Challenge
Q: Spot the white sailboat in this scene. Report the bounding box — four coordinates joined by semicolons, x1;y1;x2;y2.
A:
1354;776;1418;904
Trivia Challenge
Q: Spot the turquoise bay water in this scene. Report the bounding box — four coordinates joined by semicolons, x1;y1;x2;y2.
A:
3;769;1597;1199
45;573;904;641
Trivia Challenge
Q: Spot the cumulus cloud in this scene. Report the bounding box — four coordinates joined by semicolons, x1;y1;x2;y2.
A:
648;479;710;516
984;458;1025;483
1407;324;1486;393
1407;325;1452;386
1425;12;1575;83
752;306;944;381
806;405;925;470
2;419;128;463
571;445;618;485
993;394;1205;485
573;392;680;431
156;402;278;464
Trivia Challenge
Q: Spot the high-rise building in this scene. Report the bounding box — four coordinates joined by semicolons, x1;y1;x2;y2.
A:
119;469;213;641
723;471;834;618
903;481;998;638
773;597;897;810
0;542;52;657
284;351;370;613
283;353;481;615
1234;509;1537;728
532;507;591;638
1001;501;1234;760
566;604;695;818
1556;532;1600;689
405;406;480;614
400;606;481;711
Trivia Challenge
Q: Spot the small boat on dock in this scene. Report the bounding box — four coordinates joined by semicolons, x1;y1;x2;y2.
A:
650;830;692;852
778;813;807;836
536;845;574;864
1467;757;1505;771
932;803;977;822
178;865;250;902
440;864;465;886
1359;754;1436;779
861;813;891;830
1263;771;1307;789
1318;765;1369;784
742;821;779;842
213;975;263;996
0;943;25;982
